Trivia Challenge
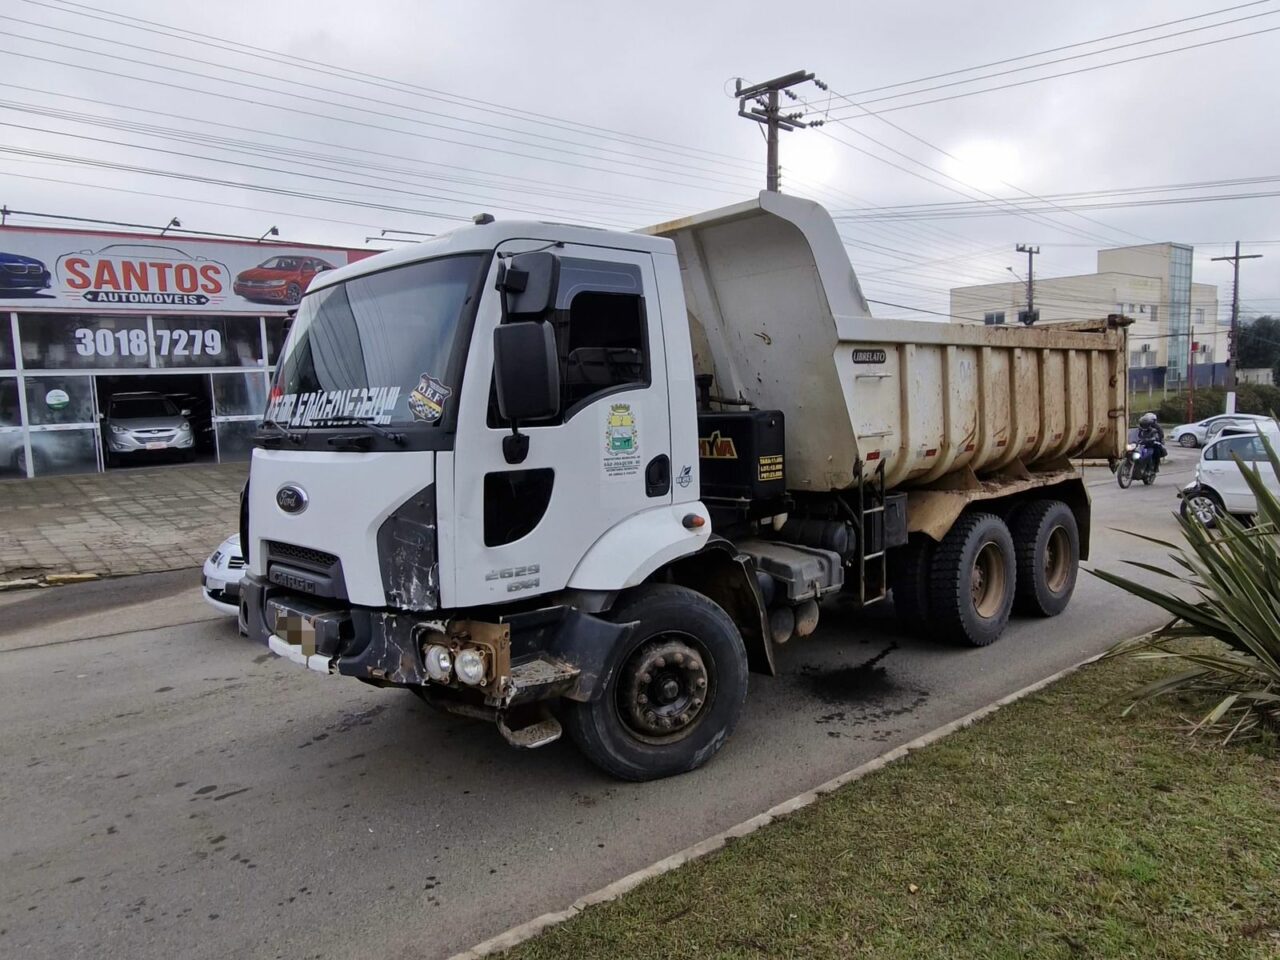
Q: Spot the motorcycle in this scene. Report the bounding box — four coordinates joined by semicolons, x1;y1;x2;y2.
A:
1116;439;1160;488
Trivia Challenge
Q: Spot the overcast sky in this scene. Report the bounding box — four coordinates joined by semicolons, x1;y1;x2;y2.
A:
2;0;1278;323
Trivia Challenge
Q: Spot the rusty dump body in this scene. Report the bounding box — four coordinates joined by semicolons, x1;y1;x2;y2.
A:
645;192;1127;538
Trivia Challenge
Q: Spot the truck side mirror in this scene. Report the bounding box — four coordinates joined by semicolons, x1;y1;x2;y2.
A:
493;322;560;464
498;251;558;318
494;322;559;422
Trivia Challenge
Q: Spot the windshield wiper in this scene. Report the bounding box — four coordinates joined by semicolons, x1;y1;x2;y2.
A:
323;415;406;447
254;419;303;446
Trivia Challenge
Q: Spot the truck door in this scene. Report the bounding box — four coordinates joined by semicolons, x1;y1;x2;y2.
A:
447;246;671;607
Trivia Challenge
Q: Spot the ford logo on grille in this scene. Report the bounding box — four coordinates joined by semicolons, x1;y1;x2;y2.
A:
275;484;308;514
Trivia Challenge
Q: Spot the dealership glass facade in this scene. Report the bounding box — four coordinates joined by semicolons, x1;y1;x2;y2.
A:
0;311;289;478
1164;244;1193;385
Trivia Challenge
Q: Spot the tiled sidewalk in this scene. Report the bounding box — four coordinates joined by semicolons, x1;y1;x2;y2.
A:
0;462;246;581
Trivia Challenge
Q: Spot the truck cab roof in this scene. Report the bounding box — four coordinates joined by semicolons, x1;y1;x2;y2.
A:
310;218;677;295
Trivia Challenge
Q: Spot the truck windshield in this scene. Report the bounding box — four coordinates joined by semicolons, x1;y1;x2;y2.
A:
267;254;485;429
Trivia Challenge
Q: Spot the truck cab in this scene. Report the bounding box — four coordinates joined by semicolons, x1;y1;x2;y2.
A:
243;219;759;779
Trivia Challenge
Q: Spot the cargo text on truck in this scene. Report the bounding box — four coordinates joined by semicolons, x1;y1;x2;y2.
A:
247;193;1128;781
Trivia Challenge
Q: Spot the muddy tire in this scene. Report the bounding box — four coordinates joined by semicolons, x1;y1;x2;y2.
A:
928;512;1015;647
890;537;934;634
563;584;748;781
1011;500;1079;617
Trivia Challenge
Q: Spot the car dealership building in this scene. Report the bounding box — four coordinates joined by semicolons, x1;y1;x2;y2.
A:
0;224;371;479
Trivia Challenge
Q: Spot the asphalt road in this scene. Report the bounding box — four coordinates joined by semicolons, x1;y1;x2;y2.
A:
0;454;1196;960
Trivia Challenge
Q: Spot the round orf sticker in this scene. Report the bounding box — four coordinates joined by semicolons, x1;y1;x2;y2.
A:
45;389;70;411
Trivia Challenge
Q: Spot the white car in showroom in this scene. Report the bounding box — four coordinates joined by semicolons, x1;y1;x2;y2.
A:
1170;412;1272;448
1180;423;1280;525
201;533;245;617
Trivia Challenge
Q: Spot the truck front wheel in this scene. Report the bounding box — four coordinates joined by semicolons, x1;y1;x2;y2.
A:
928;512;1015;647
1011;500;1079;617
564;584;749;781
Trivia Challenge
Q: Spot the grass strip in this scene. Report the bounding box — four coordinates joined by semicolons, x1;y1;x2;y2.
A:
504;651;1280;959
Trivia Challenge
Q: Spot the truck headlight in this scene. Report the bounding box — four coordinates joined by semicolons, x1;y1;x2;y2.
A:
424;645;452;682
455;648;488;686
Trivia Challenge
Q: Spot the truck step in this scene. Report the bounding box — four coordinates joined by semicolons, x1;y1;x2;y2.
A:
497;714;563;750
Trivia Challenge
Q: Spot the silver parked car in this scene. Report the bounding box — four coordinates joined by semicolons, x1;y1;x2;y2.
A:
1169;413;1271;448
103;391;195;466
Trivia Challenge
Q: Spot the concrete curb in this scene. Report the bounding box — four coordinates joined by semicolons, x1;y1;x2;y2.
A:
446;649;1111;960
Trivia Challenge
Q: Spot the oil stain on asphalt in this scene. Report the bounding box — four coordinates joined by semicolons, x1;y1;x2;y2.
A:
797;642;930;728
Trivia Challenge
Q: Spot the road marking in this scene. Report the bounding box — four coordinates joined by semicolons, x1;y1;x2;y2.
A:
446;647;1120;960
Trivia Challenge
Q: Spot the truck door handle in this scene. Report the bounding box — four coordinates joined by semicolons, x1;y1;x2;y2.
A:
645;455;670;497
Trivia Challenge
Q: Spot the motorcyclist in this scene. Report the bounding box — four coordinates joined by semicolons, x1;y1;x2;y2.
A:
1137;411;1167;461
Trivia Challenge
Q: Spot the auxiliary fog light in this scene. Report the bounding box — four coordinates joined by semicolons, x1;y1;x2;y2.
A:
455;648;489;686
424;644;453;682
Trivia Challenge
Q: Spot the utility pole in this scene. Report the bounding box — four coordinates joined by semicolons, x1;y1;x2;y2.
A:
1210;241;1262;390
735;71;825;192
1016;244;1039;325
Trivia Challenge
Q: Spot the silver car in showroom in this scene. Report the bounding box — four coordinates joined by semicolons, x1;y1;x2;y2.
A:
103;391;195;466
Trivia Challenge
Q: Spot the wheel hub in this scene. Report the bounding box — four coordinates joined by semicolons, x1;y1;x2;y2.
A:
618;636;709;739
1044;526;1071;593
1189;496;1217;524
970;541;1006;619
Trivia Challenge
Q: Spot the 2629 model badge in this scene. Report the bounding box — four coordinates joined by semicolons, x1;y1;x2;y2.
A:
275;484;308;514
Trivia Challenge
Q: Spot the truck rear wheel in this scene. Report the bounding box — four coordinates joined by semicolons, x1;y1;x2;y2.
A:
563;584;748;782
890;537;934;634
1011;500;1079;617
928;512;1015;647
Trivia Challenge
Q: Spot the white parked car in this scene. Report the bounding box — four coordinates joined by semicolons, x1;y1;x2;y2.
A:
1180;424;1280;525
1170;413;1272;448
201;533;245;616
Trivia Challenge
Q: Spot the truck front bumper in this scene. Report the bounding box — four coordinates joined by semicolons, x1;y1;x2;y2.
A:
241;574;632;708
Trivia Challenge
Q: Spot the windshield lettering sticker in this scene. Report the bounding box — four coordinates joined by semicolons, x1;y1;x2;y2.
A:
603;402;640;480
266;386;401;427
408;374;452;424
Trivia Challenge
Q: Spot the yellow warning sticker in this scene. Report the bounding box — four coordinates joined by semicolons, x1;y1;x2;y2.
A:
758;454;783;482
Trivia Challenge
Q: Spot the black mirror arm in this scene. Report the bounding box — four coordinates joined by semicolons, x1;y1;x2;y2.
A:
503;419;529;465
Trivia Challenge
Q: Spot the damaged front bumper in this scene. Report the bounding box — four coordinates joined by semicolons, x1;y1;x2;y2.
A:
242;575;632;741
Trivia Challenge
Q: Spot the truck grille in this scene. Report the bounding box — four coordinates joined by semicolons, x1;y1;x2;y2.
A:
267;540;338;570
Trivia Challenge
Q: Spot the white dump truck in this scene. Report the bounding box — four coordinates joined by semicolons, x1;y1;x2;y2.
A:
243;191;1127;780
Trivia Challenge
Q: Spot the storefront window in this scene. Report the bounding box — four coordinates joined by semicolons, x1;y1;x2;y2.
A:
0;322;14;369
266;316;287;365
26;427;100;476
215;419;259;461
0;377;18;426
24;375;95;425
18;314;150;370
212;372;267;417
153;315;263;368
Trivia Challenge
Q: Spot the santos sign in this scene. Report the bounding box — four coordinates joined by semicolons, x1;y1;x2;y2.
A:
0;227;369;314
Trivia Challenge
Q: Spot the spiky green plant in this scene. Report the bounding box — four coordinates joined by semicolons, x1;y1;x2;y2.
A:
1093;431;1280;741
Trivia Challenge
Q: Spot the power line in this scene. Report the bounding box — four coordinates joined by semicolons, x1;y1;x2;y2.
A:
824;6;1280;117
0;12;768;188
0;85;679;216
26;0;762;173
0;120;663;232
837;188;1280;220
833;0;1277;100
820;24;1280;118
0;47;762;197
0;103;667;226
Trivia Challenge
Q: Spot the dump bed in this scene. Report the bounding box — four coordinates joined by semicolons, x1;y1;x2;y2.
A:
644;193;1127;492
